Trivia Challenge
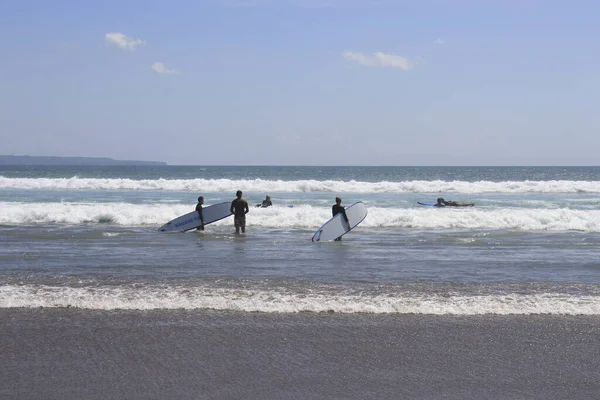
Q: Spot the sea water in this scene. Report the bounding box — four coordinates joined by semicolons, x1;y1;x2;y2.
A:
2;165;600;314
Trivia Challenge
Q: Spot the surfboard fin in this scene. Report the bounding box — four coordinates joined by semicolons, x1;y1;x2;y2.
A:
314;230;323;242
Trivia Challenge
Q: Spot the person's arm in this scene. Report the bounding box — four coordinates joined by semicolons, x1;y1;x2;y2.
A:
230;200;235;214
244;200;249;214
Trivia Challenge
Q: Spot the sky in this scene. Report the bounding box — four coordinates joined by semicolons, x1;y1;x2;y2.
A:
1;0;599;166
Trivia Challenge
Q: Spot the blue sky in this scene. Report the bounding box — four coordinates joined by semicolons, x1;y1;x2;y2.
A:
1;0;599;165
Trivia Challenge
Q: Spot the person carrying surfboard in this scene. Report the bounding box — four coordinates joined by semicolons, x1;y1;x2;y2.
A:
195;196;205;230
332;196;350;241
230;190;249;234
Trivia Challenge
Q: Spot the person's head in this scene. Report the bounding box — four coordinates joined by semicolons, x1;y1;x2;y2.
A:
236;190;242;198
335;196;342;204
265;195;270;200
437;197;444;204
198;196;204;203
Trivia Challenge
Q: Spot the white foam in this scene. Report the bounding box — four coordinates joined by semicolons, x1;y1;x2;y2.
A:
1;284;599;314
102;232;124;237
2;176;600;193
2;202;600;232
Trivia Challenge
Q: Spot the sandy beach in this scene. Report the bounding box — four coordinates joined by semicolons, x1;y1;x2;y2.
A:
2;309;599;399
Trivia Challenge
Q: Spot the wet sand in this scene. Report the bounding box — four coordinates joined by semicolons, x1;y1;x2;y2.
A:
1;309;599;399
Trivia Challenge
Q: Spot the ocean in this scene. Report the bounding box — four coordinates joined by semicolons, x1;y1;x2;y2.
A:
1;165;600;399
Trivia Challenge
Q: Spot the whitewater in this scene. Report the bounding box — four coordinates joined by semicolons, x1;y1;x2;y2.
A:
2;202;600;232
2;176;600;193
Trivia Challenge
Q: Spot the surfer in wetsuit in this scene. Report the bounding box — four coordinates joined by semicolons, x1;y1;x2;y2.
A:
195;196;205;230
332;196;350;241
435;197;459;207
256;195;272;208
230;190;249;234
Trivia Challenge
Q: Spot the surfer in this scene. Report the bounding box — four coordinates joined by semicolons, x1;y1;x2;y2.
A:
435;197;473;207
195;196;205;230
256;195;272;208
230;190;249;234
332;196;350;241
435;197;454;207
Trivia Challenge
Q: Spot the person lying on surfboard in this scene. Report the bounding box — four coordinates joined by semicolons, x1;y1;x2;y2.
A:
435;197;474;207
332;196;350;241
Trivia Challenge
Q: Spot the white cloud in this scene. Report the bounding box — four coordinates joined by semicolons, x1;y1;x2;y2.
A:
434;38;445;45
343;51;414;70
105;32;146;51
151;62;179;75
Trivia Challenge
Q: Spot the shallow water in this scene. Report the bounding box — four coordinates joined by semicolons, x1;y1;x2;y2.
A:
1;165;600;314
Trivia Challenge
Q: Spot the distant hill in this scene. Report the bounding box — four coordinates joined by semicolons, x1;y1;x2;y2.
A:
0;155;167;166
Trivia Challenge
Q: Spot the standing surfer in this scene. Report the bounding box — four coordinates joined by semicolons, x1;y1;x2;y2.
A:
195;196;205;230
230;190;249;234
332;196;350;241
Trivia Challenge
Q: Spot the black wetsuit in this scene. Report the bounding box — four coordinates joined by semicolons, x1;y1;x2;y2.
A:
436;200;466;207
332;204;349;241
195;203;204;230
332;204;349;223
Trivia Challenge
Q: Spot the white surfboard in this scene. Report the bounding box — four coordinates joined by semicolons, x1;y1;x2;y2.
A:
312;201;367;242
158;202;232;232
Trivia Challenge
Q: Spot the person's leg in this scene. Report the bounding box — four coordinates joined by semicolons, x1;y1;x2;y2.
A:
241;218;246;234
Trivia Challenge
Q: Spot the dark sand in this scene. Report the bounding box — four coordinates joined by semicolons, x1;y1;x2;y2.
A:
1;309;599;399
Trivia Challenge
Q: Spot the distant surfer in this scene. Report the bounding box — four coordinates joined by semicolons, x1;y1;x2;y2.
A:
435;197;455;207
195;196;205;230
435;197;474;207
230;190;249;234
332;196;350;241
256;195;273;208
